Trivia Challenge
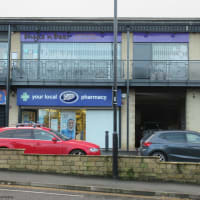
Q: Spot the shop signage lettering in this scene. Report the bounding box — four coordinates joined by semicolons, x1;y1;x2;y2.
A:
17;88;121;107
81;95;107;101
21;32;122;43
23;32;71;41
32;94;58;100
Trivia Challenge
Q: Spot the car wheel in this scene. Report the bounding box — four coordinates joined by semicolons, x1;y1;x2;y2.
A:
151;151;167;161
70;150;86;155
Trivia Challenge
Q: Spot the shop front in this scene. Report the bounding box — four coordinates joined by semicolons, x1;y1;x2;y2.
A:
17;88;121;148
0;89;6;127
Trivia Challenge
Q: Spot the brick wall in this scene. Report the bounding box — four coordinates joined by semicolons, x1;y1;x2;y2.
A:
0;149;200;184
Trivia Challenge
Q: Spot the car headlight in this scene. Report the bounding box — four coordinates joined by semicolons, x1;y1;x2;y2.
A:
89;148;99;152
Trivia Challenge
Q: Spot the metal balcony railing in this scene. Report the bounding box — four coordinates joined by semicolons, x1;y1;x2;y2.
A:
1;59;200;83
11;59;125;82
132;60;189;81
0;60;8;80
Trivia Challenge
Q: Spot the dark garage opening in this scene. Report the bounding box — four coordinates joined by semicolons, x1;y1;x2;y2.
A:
135;89;185;148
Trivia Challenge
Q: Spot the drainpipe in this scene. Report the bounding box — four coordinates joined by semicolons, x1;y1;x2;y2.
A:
126;27;130;151
5;24;11;127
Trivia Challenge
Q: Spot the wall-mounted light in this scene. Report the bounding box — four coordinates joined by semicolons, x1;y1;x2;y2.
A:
193;92;195;99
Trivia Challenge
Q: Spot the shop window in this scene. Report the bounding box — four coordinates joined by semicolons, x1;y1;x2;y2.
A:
38;109;86;140
0;42;8;76
22;42;121;60
22;42;121;80
0;42;8;59
22;43;38;59
133;43;188;80
22;110;37;123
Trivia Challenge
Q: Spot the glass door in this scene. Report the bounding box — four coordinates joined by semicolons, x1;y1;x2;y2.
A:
21;110;37;123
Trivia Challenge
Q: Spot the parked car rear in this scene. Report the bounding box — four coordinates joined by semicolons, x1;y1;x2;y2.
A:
139;130;200;162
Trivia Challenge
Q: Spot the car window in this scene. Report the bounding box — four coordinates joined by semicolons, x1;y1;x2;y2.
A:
160;132;186;143
13;129;33;139
33;130;54;141
0;130;15;138
186;133;200;144
48;129;68;141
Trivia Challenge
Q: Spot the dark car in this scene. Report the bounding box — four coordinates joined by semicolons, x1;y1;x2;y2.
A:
139;130;200;162
139;122;161;146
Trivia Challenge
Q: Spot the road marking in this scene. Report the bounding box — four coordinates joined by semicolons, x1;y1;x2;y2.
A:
0;185;191;200
0;188;82;197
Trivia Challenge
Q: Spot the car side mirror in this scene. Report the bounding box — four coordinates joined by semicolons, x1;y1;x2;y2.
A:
52;137;57;142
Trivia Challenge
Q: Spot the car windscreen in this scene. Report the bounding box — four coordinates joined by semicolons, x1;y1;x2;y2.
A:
48;129;70;141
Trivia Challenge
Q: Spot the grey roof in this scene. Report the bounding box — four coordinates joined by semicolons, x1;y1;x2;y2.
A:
0;17;200;32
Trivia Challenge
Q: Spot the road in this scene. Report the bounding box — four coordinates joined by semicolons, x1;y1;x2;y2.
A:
0;185;192;200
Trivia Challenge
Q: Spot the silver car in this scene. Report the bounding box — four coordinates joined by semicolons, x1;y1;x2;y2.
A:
139;130;200;162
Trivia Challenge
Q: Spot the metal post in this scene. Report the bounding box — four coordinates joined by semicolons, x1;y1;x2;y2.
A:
126;27;130;151
112;0;118;179
105;131;109;151
5;24;11;127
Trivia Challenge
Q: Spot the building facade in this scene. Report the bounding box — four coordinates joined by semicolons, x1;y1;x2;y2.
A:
1;18;200;150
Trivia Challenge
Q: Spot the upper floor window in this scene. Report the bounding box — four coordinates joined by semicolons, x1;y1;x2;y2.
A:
22;43;38;59
133;43;188;61
22;43;121;60
0;43;8;59
21;32;121;60
133;33;189;80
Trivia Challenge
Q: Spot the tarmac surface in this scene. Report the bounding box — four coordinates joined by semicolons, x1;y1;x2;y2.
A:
0;170;199;199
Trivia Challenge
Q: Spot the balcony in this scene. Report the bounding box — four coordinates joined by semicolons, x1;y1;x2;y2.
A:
0;59;199;86
132;60;200;86
11;59;125;86
133;60;189;80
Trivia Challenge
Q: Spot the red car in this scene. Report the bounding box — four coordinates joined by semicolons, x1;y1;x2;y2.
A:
0;125;101;155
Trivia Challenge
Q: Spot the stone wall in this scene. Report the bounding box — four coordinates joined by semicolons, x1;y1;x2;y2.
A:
0;149;200;184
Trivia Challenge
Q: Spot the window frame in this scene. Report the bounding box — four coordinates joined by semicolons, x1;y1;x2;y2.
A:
21;42;121;60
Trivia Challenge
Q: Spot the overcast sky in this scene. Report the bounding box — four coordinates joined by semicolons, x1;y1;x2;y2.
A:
1;0;200;18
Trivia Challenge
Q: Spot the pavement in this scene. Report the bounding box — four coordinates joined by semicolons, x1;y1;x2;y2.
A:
0;170;200;199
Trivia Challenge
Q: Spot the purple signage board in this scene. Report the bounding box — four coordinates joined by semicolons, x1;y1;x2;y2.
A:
133;33;189;43
21;32;121;43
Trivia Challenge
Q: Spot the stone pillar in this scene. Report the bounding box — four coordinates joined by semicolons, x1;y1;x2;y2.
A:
9;32;21;126
120;32;135;150
9;93;18;127
186;89;200;131
189;33;200;80
11;32;21;59
121;89;136;151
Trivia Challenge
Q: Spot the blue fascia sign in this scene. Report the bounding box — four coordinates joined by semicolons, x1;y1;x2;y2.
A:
0;90;6;105
17;88;122;107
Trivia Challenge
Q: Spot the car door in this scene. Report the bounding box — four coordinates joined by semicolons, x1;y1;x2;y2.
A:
11;129;35;153
0;129;16;148
160;131;188;161
185;132;200;162
32;129;63;154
